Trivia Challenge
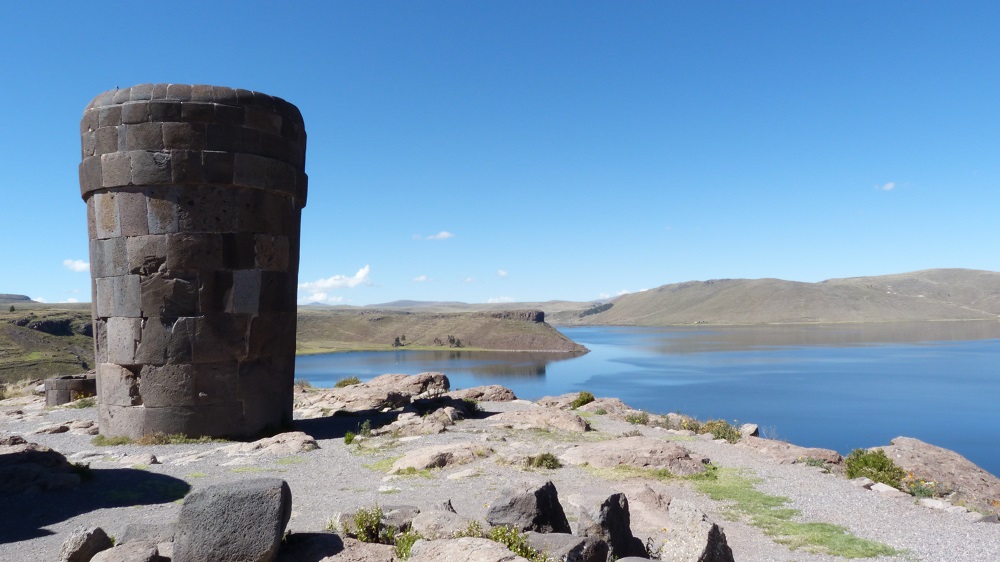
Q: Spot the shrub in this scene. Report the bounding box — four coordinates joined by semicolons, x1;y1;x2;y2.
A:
593;407;607;415
359;419;372;438
453;520;485;538
394;530;422;559
294;379;313;389
528;452;562;469
620;429;642;438
344;431;356;445
700;419;741;444
66;397;96;409
625;411;650;425
570;391;595;409
487;526;545;562
350;505;395;544
335;376;362;388
845;449;906;489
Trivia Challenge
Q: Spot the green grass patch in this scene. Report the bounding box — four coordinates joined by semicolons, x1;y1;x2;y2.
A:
570;391;595;409
364;456;402;473
65;397;96;409
393;466;434;478
229;466;283;474
275;456;305;465
694;468;900;558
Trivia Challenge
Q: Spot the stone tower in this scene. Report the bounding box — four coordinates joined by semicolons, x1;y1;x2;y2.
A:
79;84;307;438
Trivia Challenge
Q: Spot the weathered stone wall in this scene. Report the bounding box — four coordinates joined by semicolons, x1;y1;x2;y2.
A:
79;84;307;438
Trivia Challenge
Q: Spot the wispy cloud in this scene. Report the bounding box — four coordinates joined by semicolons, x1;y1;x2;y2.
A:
63;259;90;272
497;269;508;278
876;181;896;191
413;231;454;240
66;298;79;303
32;297;47;303
617;289;631;296
488;296;514;303
463;276;475;283
413;275;430;282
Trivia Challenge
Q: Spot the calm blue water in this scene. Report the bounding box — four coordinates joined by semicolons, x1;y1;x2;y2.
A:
295;323;1000;476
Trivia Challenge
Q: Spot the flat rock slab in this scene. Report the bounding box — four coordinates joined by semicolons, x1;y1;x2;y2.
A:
447;385;517;402
221;431;318;457
490;408;590;433
735;436;842;465
879;436;1000;515
408;537;531;562
390;442;492;473
560;436;708;476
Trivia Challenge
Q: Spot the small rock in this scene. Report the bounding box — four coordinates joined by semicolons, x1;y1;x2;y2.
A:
120;453;159;466
486;480;571;533
525;531;608;562
447;468;477;480
90;542;161;562
739;423;759;438
870;483;909;498
34;423;70;434
58;526;113;562
849;477;875;489
411;510;476;539
918;498;949;510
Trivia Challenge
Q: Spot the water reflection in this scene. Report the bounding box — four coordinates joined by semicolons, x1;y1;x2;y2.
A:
631;321;1000;354
295;349;582;387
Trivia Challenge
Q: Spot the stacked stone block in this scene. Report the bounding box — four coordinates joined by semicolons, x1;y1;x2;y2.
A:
79;84;307;438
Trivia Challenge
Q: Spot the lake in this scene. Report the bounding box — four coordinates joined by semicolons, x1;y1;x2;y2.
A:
295;322;1000;476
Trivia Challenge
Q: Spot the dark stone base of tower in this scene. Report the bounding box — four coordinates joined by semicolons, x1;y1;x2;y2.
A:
80;84;307;438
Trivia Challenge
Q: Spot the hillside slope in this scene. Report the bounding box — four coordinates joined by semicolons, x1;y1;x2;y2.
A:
558;269;1000;326
0;306;94;384
296;308;587;354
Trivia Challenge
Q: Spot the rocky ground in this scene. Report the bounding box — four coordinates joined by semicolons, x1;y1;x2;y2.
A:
2;374;999;561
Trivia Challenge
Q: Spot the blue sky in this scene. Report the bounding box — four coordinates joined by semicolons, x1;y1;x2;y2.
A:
2;1;998;306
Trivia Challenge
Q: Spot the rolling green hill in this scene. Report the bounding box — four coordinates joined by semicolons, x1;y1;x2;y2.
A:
555;269;1000;326
296;308;587;355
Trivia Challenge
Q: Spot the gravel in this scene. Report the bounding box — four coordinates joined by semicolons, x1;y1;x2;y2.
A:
2;394;998;561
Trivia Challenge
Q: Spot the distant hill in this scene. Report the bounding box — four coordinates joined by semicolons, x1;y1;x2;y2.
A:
296;308;588;355
0;294;34;305
556;269;1000;326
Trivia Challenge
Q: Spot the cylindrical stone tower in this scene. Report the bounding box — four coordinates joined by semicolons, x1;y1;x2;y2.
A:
79;84;307;438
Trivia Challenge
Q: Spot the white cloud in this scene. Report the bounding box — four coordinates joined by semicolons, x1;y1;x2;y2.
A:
66;298;79;303
617;289;631;296
598;293;610;299
497;269;508;278
63;259;90;272
33;297;47;303
876;181;896;191
414;231;454;240
413;275;430;282
298;292;346;305
298;265;372;292
488;296;514;303
463;277;475;283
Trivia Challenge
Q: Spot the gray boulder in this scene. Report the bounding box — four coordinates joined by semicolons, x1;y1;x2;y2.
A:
173;478;292;562
59;526;113;562
574;492;647;559
659;499;734;562
486;480;571;533
382;504;421;533
525;531;608;562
